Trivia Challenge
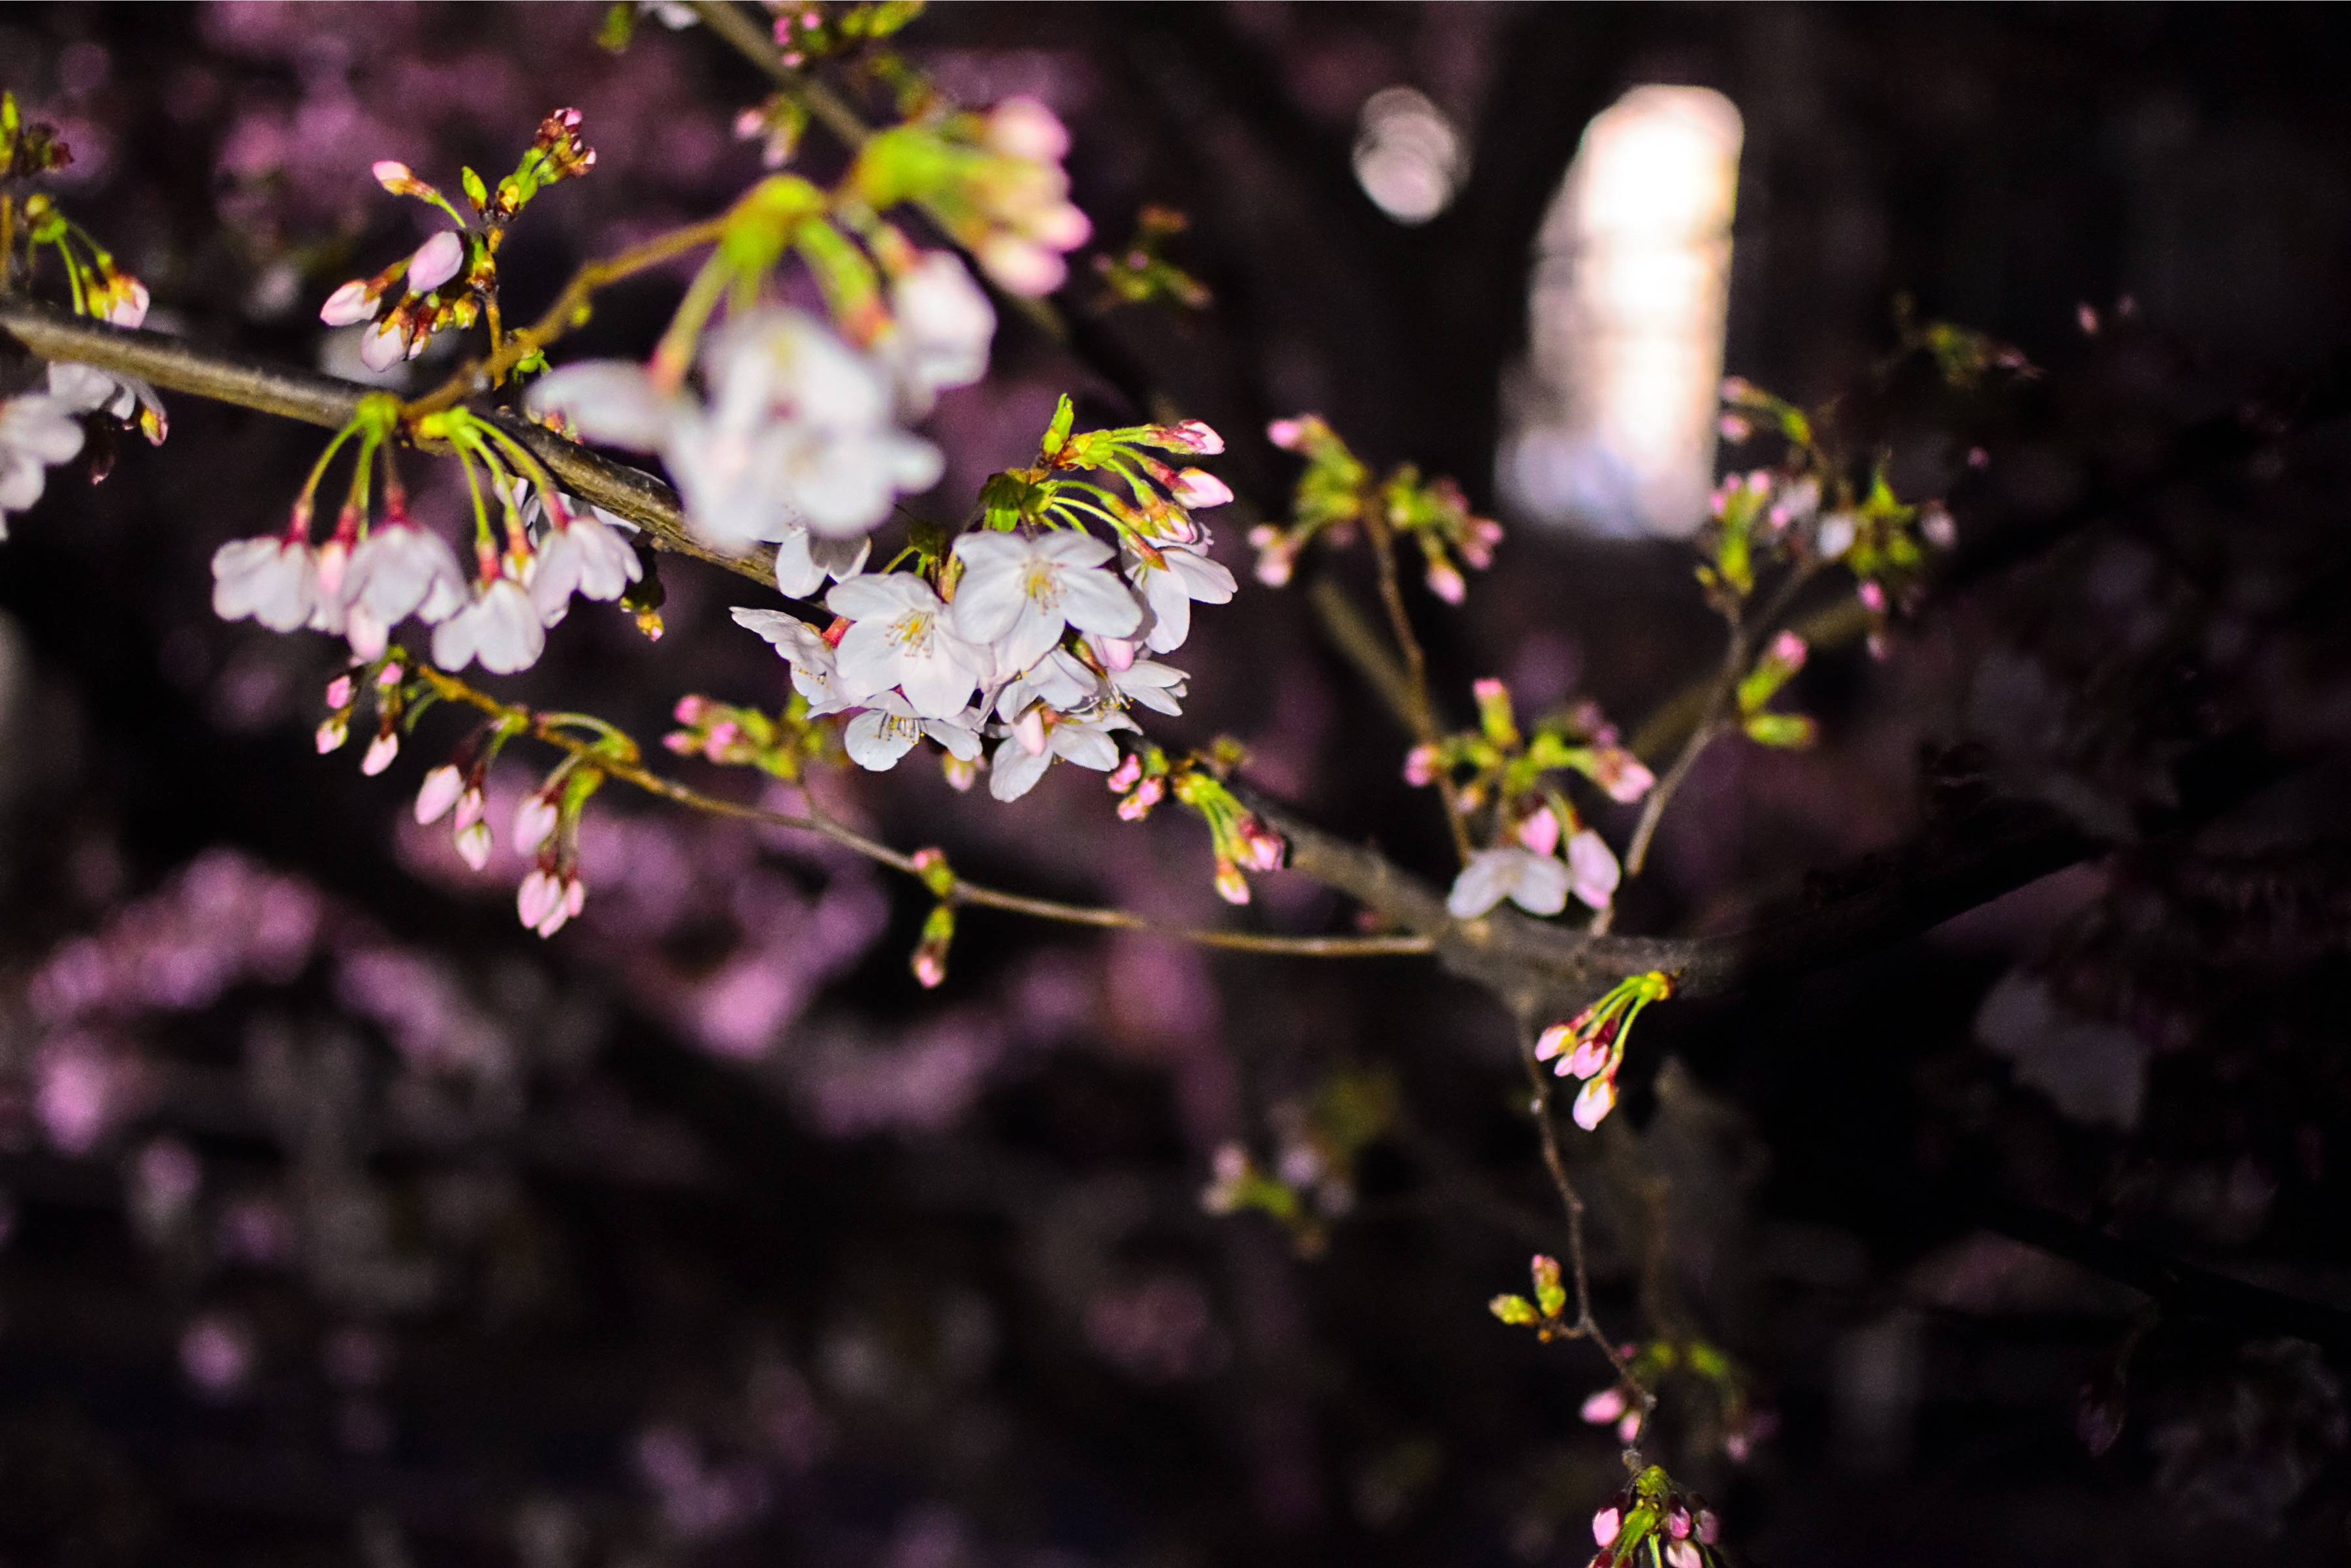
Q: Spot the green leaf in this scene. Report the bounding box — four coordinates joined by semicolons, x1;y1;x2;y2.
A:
1488;1294;1540;1327
1531;1254;1567;1319
1741;711;1817;750
596;1;637;52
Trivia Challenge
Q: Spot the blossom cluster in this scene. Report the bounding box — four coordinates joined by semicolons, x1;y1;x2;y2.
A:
1581;1466;1724;1568
319;109;597;372
1427;678;1654;921
1532;970;1673;1130
1710;376;1957;642
1;93;168;536
849;99;1093;297
729;398;1238;811
210;400;641;672
1249;413;1501;603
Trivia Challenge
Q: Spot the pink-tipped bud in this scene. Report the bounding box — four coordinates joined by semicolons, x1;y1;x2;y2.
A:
941;755;977;792
1213;857;1250;906
360;731;399;776
1768;630;1809;671
1425;560;1466;605
319;278;380;327
1533;1022;1572;1062
359;319;409;374
372;159;415;189
1156;419;1223;455
1858;579;1887;614
1266;417;1306;451
517;869;561;932
414;765;464;824
376;662;403;687
1665;1541;1701;1568
1565;1037;1612;1081
454;820;492;871
984;97;1071;163
1235;816;1285;872
1667;1509;1691;1540
1402;744;1442;788
1107;753;1144;792
406;231;466;295
1171;469;1233;509
1571;1074;1618;1130
1580;1388;1627;1424
513;793;559;856
1592;1508;1622;1548
1116;776;1164;821
1696;1511;1719;1545
453;786;485;832
325;674;355;710
673;694;709;725
1516;805;1561;857
1592;749;1657;805
316;715;349;754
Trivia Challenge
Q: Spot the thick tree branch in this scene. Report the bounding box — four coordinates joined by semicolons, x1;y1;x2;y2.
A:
0;299;782;588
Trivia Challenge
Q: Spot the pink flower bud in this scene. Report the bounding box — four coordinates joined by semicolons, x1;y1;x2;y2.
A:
406;231;466;295
1769;631;1808;671
372;159;415;189
1571;1074;1618;1130
414;765;464;824
1618;1410;1642;1444
359;319;409;374
673;695;709;724
1696;1511;1719;1544
1116;776;1164;821
1592;1508;1622;1548
453;787;485;832
1402;744;1442;787
319;278;380;327
513;793;560;856
1213;858;1251;906
376;662;403;687
983;97;1070;163
1857;579;1887;613
1564;1038;1612;1081
1667;1508;1691;1539
1093;635;1136;671
1425;560;1466;605
1665;1543;1699;1568
316;716;349;754
517;869;560;931
1533;1021;1573;1061
1171;469;1233;509
1107;753;1143;792
1580;1388;1627;1424
1266;418;1306;451
1157;419;1223;455
1516;805;1561;856
360;731;399;776
325;674;355;710
454;820;492;871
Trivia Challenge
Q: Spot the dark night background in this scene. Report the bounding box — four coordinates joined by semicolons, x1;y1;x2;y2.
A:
3;5;2351;1565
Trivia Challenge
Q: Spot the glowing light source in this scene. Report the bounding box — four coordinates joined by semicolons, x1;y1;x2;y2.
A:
1501;86;1744;537
1353;87;1467;225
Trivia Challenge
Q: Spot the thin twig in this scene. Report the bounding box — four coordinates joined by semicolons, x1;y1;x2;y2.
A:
1515;1015;1652;1418
415;667;1435;959
1364;509;1475;864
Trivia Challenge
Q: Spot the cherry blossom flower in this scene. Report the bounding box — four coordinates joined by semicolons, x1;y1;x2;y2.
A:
527;504;642;627
1566;829;1621;910
828;573;986;718
527;308;942;553
1445;847;1571;920
770;524;867;600
48;360;167;445
842;693;985;772
430;575;545;674
212;532;318;632
989;708;1136;802
1121;537;1236;654
0;391;87;536
951;530;1142;676
879;251;995;415
729;607;852;713
342;515;468;658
